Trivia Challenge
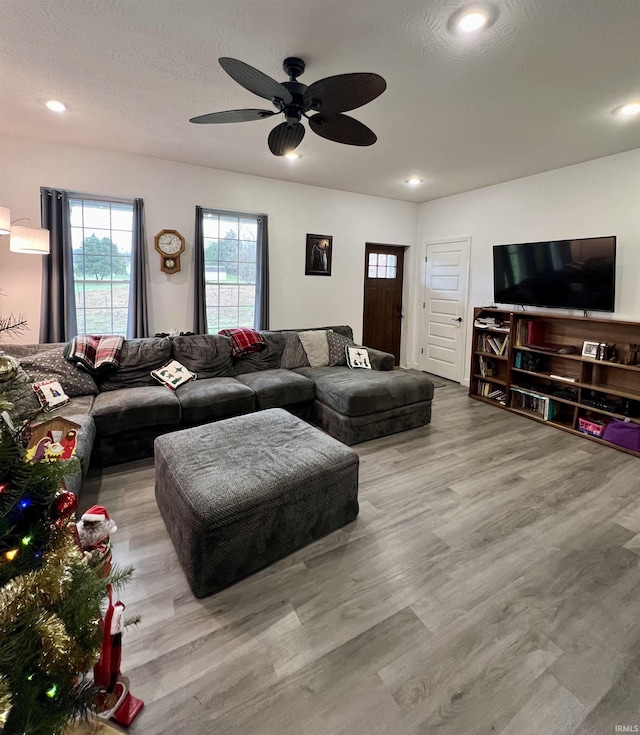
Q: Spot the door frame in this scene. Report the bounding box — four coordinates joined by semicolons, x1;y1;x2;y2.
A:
420;236;471;385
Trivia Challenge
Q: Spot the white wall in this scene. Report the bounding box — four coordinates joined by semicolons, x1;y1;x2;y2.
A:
0;135;419;360
415;148;640;380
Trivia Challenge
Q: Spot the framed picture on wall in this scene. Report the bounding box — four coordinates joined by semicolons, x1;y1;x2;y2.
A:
305;234;332;276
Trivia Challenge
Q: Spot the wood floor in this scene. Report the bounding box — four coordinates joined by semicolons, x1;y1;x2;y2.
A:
81;380;640;735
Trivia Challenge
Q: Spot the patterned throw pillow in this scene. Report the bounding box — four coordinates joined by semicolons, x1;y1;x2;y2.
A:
150;360;196;390
327;331;354;366
218;328;266;357
346;345;372;369
297;330;330;367
32;379;70;411
20;349;99;396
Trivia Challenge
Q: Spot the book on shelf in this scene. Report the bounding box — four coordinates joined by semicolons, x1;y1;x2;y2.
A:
478;333;509;355
510;386;559;420
477;380;506;404
478;356;496;377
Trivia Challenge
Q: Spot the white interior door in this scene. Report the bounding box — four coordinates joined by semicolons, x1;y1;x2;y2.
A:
420;238;470;382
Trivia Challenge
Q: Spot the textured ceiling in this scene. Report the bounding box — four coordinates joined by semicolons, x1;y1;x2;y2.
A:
1;0;639;203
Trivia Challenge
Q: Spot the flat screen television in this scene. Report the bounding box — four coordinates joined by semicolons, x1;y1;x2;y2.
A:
493;236;616;312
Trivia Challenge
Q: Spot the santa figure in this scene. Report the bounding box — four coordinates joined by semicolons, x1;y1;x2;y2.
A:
76;505;117;574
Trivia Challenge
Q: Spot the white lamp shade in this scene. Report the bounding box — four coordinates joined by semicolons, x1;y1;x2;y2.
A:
9;226;50;254
0;207;10;235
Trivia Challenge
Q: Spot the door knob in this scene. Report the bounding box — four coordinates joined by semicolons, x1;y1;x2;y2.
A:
452;317;462;322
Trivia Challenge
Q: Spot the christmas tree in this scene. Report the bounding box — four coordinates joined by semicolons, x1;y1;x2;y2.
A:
0;315;132;734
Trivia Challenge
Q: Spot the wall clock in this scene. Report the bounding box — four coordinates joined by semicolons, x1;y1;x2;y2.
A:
154;229;185;274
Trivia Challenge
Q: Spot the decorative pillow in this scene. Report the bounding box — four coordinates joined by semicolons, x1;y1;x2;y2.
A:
346;345;372;369
327;331;355;367
218;328;266;357
20;349;99;396
234;333;286;375
33;379;70;411
279;332;310;369
150;360;196;390
171;334;234;378
98;338;173;391
297;330;330;367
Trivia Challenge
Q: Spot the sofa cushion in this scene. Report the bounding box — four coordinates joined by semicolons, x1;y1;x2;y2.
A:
19;349;99;396
233;332;285;375
171;334;234;378
298;330;329;367
235;369;315;409
279;332;310;369
294;366;435;417
175;377;255;424
91;385;181;435
98;338;173;391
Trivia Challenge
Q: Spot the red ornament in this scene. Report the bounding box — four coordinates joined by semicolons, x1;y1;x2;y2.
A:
52;490;77;520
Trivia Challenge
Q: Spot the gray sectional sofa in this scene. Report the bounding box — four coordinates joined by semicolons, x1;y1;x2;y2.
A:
4;326;434;497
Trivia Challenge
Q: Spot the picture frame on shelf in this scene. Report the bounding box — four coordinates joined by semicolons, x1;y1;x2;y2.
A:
305;234;332;276
581;340;600;358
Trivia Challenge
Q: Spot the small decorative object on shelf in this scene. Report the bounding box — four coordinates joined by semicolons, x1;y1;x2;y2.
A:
626;344;640;366
582;340;600;358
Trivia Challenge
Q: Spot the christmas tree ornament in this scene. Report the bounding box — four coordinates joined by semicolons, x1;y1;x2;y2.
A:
51;490;78;520
0;353;18;383
76;506;117;574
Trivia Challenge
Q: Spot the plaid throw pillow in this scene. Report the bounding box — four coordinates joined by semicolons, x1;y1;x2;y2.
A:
219;328;266;357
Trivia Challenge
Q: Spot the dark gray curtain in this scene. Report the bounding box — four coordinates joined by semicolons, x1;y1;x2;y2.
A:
39;188;77;342
127;198;149;338
193;205;207;334
255;214;269;330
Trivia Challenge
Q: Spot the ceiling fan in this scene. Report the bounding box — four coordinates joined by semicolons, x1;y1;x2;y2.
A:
189;57;387;156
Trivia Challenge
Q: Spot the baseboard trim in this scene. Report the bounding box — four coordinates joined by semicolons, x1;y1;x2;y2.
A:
406;361;420;370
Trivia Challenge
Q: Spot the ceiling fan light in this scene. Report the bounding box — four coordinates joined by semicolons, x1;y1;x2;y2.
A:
405;177;424;186
284;152;300;160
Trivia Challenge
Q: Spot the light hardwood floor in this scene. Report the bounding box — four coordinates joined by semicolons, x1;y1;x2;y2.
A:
81;380;640;735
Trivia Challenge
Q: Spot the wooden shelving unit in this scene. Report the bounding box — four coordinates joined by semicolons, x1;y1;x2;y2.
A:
469;307;640;456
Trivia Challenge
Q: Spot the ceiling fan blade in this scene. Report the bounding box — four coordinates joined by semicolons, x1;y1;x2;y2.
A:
190;109;277;124
303;73;386;115
309;113;377;146
219;57;293;104
268;121;306;156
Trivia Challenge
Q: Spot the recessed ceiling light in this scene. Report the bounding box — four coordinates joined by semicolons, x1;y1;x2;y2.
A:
284;152;300;160
457;10;489;32
45;100;67;112
448;3;498;35
405;177;424;186
615;101;640;117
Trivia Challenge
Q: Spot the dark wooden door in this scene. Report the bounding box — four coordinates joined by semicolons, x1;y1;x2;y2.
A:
363;243;405;364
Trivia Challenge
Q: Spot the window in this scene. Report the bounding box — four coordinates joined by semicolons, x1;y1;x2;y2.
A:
368;252;397;279
70;197;134;335
201;209;264;332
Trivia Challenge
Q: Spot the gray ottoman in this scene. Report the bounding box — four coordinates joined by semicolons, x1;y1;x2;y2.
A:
154;408;359;598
